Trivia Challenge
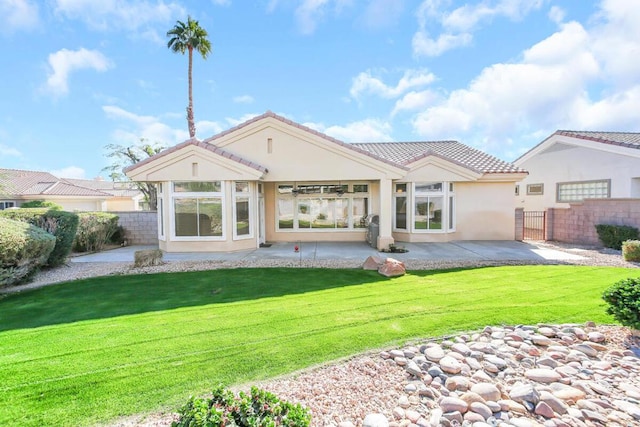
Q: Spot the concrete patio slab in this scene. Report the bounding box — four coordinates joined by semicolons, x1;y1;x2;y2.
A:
70;240;585;264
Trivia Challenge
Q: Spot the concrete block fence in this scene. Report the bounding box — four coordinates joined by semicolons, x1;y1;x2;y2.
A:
521;199;640;246
112;211;158;245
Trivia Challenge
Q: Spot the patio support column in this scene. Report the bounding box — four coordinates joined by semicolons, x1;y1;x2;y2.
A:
377;177;395;250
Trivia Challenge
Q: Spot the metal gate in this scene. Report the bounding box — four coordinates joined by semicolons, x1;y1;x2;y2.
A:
523;211;546;240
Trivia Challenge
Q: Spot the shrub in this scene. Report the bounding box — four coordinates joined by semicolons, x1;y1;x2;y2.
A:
20;200;62;210
0;217;56;286
595;224;639;250
623;240;640;262
173;384;311;427
602;277;640;330
0;208;79;267
110;225;126;245
73;212;120;252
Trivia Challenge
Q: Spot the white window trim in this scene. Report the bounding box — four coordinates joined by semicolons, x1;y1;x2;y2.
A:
158;197;166;241
169;181;226;241
392;182;409;232
393;182;456;234
232;181;254;241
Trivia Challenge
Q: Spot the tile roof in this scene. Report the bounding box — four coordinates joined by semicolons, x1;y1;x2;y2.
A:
125;111;523;177
352;141;526;173
0;168;121;198
555;130;640;150
64;178;141;197
0;169;59;195
124;138;269;174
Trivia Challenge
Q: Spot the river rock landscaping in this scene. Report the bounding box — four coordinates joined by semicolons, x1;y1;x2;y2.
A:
260;323;640;427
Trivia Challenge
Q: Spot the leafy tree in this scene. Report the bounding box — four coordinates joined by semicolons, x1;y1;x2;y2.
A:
103;140;165;210
167;15;212;138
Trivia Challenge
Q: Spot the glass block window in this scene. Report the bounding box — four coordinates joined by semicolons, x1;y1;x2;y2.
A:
557;180;610;203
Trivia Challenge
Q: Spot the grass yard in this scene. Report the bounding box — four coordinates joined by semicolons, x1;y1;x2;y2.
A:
0;265;635;426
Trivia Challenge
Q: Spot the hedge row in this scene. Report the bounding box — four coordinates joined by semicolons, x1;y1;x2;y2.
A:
73;212;120;253
0;217;56;286
0;208;79;267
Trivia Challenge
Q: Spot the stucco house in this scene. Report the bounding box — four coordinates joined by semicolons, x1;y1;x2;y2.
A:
125;111;527;252
514;131;640;211
0;168;145;212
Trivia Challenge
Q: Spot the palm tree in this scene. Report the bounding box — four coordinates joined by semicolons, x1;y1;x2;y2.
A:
167;16;212;138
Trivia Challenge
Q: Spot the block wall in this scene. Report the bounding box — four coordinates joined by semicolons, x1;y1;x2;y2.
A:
112;211;158;245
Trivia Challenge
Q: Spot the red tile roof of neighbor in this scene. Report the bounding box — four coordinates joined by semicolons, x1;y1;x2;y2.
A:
0;168;137;198
128;111;525;176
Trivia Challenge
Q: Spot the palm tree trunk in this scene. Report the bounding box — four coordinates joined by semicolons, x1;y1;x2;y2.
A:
187;46;196;138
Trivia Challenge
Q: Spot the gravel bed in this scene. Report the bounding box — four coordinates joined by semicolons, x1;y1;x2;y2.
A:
3;242;639;427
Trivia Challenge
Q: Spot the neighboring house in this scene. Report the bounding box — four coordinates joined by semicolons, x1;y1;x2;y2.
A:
0;168;145;212
125;111;527;252
514;131;640;211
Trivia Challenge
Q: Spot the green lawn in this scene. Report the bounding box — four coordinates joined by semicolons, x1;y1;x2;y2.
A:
0;266;635;426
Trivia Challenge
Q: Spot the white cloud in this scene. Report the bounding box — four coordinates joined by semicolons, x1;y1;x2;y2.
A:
409;7;640;157
361;0;405;29
391;90;438;116
51;166;86;179
294;0;329;35
53;0;184;33
411;21;598;143
412;31;472;57
350;69;436;99
548;6;565;24
211;0;230;5
413;0;544;57
44;48;112;96
0;143;22;157
225;113;266;127
103;105;189;145
306;118;393;142
0;0;39;34
233;95;255;104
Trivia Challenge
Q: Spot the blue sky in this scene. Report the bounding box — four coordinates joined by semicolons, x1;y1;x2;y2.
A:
1;0;639;180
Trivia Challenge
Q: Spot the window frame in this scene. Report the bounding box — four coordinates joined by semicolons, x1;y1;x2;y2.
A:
170;181;226;241
526;183;544;196
232;181;253;240
275;182;370;232
556;179;611;203
0;201;16;210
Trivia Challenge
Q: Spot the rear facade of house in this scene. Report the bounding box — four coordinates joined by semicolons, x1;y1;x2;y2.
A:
126;112;527;252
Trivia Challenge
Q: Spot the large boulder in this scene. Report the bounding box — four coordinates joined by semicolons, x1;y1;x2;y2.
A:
378;257;406;277
362;255;384;270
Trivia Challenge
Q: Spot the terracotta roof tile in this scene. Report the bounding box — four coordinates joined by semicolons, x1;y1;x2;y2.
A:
555;130;640;149
352;141;525;174
0;168;123;198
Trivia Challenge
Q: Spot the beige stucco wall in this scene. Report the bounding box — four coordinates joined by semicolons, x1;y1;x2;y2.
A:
214;120;404;182
516;140;640;211
106;198;138;211
391;181;516;242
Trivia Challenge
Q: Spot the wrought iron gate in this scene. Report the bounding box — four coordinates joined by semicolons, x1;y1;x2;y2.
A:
523;211;546;240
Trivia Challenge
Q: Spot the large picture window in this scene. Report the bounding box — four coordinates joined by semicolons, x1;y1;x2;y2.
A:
172;181;224;238
276;183;370;231
557;179;610;203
